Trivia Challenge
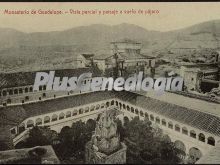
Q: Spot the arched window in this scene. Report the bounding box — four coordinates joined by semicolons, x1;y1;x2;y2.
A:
95;104;100;110
36;118;42;125
175;124;180;132
27;120;34;128
9;89;13;95
150;114;154;121
190;130;196;138
14;89;18;94
52;114;58;122
145;112;149;119
25;87;29;93
168;121;173;129
106;102;110;107
72;110;78;116
123;104;126;109
111;100;114;105
66;111;71;118
59;112;65;120
131;107;134;113
198;133;205;142
162;119;166;126
182;127;188;135
79;108;84;114
85;107;89;113
101;103;105;108
29;87;33;92
19;88;23;94
156;117;160;124
116;101;118;106
18;123;25;133
207;137;215;146
44;116;50;123
140;111;144;117
90;105;95;111
127;105;130;111
135;109;139;115
2;90;7;96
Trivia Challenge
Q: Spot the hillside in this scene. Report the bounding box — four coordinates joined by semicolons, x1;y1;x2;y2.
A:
0;20;220;72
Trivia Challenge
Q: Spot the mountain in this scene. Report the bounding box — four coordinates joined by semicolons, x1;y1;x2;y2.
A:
0;20;220;72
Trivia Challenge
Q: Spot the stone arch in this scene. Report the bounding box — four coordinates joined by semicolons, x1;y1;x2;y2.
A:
174;140;186;158
155;116;160;124
66;111;71;118
36;118;42;126
162;119;166;126
18;123;25;133
175;124;180;132
135;108;139;115
59;112;65;120
150;114;154;121
189;147;202;163
96;104;100;110
145;112;149;119
14;88;18;94
207;136;215;146
52;114;58;122
72;109;78;116
25;87;29;93
126;105;130;111
44;116;50;123
140;111;144;117
168;121;173;129
190;130;196;138
182;127;188;135
79;108;84;114
85;107;89;113
111;100;114;105
9;89;13;95
2;90;7;96
90;105;95;111
27;119;34;128
119;102;122;109
131;107;134;113
115;101;118;106
101;103;105;108
198;133;205;142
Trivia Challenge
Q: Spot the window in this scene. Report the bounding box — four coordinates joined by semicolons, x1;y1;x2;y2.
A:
162;119;166;126
175;124;180;132
150;114;154;121
168;122;173;129
198;133;205;142
190;130;196;138
182;127;188;135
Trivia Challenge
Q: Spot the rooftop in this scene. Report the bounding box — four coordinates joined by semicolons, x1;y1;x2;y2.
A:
0;145;60;164
1;91;220;137
0;67;101;89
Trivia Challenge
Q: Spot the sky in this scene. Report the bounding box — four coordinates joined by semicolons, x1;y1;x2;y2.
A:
0;2;220;33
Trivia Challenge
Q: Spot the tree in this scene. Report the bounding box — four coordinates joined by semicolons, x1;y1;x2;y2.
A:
120;116;182;164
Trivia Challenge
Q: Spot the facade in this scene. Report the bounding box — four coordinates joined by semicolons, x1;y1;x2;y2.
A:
180;63;220;93
85;110;127;164
94;39;156;77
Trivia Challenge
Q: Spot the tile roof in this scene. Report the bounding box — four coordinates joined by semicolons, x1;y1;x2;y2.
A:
0;67;101;89
1;91;220;137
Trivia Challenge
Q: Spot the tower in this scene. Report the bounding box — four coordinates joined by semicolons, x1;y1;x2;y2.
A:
85;110;127;164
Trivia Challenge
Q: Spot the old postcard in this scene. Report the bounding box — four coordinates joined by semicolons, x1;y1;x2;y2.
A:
0;2;220;164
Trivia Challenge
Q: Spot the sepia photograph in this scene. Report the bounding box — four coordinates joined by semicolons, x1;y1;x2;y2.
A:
0;2;220;164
